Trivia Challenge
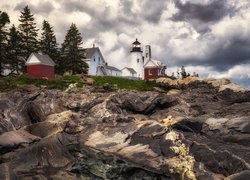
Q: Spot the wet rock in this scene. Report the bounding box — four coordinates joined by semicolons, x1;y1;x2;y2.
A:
0;130;40;148
218;88;250;104
108;92;176;115
69;144;172;179
0;81;249;179
225;170;250;180
0;133;75;179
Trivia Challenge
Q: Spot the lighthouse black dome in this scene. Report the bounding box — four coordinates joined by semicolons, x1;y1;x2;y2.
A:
131;38;142;52
132;38;141;45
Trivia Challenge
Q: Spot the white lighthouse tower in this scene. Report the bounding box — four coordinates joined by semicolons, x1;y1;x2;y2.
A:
130;39;144;79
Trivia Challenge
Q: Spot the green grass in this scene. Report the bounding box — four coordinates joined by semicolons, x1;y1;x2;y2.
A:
63;75;81;82
0;75;156;92
92;76;156;91
0;74;70;92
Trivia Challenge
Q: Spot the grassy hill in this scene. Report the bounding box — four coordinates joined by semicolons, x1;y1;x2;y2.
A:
0;75;156;92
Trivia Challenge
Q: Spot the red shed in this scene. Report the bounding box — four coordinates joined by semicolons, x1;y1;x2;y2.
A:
144;59;166;80
25;52;55;80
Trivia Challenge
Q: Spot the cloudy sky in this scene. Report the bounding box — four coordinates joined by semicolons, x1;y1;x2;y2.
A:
1;0;250;88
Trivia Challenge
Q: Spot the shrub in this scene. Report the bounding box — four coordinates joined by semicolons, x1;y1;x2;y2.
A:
63;75;81;82
92;76;156;91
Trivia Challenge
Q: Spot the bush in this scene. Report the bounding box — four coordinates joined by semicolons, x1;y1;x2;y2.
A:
92;76;156;91
63;75;81;82
0;74;70;92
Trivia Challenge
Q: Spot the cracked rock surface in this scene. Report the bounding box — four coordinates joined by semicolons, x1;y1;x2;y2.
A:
0;81;250;179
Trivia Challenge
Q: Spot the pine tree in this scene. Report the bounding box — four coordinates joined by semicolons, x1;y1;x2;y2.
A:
61;23;88;74
7;25;23;74
18;6;39;62
40;20;60;72
0;11;10;75
181;66;187;79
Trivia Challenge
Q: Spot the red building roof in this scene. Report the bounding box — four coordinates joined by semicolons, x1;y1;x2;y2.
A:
25;52;55;66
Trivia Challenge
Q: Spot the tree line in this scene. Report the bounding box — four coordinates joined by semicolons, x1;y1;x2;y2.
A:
0;6;88;76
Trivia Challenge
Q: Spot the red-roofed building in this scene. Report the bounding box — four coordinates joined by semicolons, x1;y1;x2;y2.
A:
25;52;55;79
144;59;166;80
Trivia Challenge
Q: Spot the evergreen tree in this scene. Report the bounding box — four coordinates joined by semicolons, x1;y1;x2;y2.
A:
61;23;88;74
7;25;23;74
18;6;39;62
40;20;60;72
181;66;187;79
0;11;10;75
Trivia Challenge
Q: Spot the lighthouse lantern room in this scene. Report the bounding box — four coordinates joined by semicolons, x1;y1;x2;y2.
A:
131;38;142;52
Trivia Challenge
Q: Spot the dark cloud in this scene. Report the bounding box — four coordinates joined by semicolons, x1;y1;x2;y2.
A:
14;1;54;16
209;36;250;70
174;34;250;72
172;0;234;23
14;1;29;11
176;33;189;39
57;0;114;38
191;21;211;34
138;0;166;23
119;0;166;24
57;0;138;39
120;0;133;16
35;1;54;15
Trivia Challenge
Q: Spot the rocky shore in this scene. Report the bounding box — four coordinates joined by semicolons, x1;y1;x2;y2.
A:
0;78;250;179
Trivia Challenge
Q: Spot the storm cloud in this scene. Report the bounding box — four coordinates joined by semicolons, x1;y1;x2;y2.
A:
172;0;234;23
14;1;55;16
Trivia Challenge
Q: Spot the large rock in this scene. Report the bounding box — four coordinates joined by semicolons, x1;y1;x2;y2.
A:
0;84;249;179
156;77;247;93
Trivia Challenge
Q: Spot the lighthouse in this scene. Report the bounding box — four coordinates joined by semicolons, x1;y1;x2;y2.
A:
130;39;144;79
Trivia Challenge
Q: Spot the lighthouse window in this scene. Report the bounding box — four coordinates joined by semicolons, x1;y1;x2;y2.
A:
93;56;95;62
137;59;139;63
146;53;148;58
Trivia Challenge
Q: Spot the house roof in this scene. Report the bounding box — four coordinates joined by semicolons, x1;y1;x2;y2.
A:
121;67;137;74
25;52;55;66
144;59;165;68
105;65;121;72
84;47;105;62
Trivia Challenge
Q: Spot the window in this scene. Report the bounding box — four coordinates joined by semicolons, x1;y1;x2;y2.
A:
146;53;148;58
137;58;139;63
148;69;152;75
93;56;95;62
158;69;161;76
98;57;100;64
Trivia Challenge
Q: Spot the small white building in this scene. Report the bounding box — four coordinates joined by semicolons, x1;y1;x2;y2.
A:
105;65;122;76
121;67;137;78
84;45;122;77
84;46;106;76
